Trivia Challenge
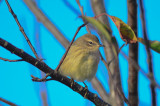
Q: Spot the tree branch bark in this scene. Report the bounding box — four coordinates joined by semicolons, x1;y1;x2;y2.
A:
127;0;139;106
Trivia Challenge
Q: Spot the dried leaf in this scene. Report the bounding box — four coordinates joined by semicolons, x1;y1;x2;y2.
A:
107;15;137;43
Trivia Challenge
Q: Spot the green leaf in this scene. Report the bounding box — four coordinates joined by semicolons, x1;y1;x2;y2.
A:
138;38;160;53
83;16;112;42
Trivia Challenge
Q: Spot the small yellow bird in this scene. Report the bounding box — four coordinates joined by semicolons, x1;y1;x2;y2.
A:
59;34;103;82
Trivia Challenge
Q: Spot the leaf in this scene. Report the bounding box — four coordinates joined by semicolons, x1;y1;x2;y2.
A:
107;15;137;43
138;38;160;53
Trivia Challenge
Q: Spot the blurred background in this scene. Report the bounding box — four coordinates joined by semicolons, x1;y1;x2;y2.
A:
0;0;160;106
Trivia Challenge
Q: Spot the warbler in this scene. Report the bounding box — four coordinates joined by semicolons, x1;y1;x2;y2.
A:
59;34;103;82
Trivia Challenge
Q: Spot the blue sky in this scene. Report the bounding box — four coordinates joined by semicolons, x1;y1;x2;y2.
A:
0;0;160;106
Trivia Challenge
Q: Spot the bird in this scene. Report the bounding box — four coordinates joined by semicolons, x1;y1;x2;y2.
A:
59;34;103;82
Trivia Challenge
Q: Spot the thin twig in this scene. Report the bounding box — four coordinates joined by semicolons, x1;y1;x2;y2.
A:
0;38;111;106
100;52;130;105
31;75;53;82
139;0;156;105
41;23;88;80
0;57;23;62
55;23;87;71
76;0;91;34
5;0;39;59
0;97;17;106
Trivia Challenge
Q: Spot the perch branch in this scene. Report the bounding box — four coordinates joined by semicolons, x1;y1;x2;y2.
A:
0;38;111;106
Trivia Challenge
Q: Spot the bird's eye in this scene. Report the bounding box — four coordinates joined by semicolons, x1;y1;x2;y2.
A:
88;41;93;45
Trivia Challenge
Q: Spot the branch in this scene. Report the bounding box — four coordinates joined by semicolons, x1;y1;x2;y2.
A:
23;0;70;49
0;97;17;106
127;0;139;105
5;0;39;59
0;38;111;106
139;0;156;106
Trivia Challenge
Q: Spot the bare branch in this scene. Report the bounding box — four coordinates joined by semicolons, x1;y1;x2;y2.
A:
5;0;39;59
0;38;111;106
23;0;70;49
139;0;156;105
0;97;17;106
0;57;23;62
127;0;139;105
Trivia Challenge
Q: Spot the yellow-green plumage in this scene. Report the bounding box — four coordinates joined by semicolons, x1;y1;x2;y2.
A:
59;34;102;81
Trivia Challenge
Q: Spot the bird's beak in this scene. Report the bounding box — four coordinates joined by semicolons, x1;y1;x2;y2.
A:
99;44;105;47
